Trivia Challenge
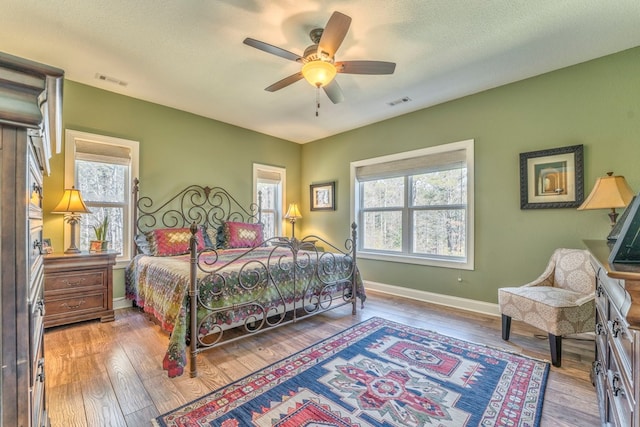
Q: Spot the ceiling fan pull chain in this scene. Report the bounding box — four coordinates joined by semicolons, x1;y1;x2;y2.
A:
315;85;320;117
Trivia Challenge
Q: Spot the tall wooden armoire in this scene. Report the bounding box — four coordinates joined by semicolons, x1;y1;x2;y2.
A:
0;51;63;427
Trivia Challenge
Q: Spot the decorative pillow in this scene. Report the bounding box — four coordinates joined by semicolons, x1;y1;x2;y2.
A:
221;221;264;249
146;227;205;257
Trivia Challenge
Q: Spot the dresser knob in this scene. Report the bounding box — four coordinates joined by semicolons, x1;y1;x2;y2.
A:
36;299;45;316
612;374;624;397
610;319;623;338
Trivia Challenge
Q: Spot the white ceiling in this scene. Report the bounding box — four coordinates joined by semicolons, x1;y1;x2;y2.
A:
2;1;639;143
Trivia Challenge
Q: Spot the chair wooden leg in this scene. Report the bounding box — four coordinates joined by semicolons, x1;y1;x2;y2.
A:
501;314;511;341
549;333;562;367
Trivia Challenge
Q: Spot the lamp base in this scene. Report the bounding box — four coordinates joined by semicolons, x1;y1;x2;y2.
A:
609;208;619;227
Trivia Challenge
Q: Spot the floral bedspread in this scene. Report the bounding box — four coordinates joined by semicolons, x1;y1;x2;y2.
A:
125;246;365;377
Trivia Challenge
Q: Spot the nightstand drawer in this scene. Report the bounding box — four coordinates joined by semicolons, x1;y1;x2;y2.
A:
44;292;106;317
44;251;116;327
45;269;105;293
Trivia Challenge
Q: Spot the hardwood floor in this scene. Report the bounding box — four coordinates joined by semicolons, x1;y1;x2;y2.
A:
44;290;600;426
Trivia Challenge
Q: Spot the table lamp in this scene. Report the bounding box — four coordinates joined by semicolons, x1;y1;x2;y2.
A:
577;172;634;227
52;186;91;253
284;203;302;238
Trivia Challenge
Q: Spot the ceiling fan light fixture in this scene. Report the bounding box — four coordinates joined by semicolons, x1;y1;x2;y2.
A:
302;60;336;87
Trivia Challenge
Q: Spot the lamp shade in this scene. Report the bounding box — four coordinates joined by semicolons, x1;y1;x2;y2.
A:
578;173;634;211
52;187;91;214
301;61;337;88
284;203;302;220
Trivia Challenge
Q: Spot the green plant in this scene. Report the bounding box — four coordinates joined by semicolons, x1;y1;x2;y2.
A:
92;215;109;241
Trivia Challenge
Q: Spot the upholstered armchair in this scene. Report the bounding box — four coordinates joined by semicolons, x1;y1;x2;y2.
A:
498;248;596;367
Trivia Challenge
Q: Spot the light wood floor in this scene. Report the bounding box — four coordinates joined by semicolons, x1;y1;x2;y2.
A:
44;290;600;426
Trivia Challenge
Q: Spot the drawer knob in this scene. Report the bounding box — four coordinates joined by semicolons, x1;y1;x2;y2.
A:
37;359;45;383
61;299;86;310
36;299;45;316
593;360;603;375
610;319;623;338
32;183;43;199
612;374;624;397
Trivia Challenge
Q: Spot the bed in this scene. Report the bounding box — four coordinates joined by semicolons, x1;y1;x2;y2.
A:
125;180;364;377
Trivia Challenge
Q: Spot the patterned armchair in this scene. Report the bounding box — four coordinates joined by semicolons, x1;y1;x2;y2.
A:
498;248;596;367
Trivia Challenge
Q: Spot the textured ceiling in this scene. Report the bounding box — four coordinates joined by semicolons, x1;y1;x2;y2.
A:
2;0;639;143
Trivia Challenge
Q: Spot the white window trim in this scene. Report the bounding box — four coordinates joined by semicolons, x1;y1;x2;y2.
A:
252;163;286;237
64;129;139;268
350;139;475;270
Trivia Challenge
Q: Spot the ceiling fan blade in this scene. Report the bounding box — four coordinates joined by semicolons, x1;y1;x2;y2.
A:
265;72;304;92
335;61;396;75
318;11;351;59
323;80;344;104
243;37;302;62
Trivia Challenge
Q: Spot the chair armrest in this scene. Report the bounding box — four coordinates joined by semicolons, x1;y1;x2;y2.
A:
574;294;595;306
522;277;554;288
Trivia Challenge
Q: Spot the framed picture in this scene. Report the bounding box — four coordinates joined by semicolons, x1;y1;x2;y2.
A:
519;144;584;209
310;182;335;211
41;238;53;254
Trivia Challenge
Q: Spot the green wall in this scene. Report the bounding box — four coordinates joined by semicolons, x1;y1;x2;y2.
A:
43;81;301;299
44;47;640;305
300;46;640;304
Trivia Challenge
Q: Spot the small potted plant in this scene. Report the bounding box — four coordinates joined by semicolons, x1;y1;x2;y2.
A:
90;214;109;252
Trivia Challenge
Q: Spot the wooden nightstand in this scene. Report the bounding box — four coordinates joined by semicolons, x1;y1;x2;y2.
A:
43;251;117;328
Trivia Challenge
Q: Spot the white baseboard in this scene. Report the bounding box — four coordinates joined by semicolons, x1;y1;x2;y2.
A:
364;280;500;317
113;297;133;310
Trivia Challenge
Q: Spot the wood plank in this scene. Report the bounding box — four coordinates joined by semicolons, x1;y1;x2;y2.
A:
44;290;599;426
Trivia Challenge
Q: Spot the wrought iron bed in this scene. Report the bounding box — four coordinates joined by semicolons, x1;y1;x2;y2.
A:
125;179;363;377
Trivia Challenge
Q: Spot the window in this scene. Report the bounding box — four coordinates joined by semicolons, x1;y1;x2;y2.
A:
253;164;286;239
64;130;139;264
351;139;474;270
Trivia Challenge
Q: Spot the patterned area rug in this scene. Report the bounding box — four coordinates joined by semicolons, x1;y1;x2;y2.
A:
153;317;549;426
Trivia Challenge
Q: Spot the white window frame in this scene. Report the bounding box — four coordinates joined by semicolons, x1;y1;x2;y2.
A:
350;139;474;270
64;129;139;267
253;163;286;238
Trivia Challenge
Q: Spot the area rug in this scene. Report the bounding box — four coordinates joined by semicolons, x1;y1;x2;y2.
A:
153;317;549;426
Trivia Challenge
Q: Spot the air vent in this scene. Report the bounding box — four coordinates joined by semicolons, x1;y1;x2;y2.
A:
95;73;128;87
387;96;411;107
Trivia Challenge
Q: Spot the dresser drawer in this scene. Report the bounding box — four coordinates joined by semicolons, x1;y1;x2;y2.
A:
30;357;46;427
595;276;608;318
27;141;43;212
29;219;43;284
45;269;105;294
608;299;634;381
607;351;634;427
45;291;106;317
29;271;45;382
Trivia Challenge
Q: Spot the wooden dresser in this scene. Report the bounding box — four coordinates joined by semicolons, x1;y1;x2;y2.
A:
0;52;63;426
43;251;117;328
585;240;640;427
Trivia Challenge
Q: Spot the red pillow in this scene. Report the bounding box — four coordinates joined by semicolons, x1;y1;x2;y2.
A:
146;227;205;256
221;222;264;249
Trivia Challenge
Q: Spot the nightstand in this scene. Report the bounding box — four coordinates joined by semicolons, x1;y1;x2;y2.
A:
43;251;117;328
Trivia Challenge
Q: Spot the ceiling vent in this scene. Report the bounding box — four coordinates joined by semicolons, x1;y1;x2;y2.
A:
387;96;411;107
95;73;128;87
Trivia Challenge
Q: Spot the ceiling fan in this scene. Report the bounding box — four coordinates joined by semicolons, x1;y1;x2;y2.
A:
243;11;396;105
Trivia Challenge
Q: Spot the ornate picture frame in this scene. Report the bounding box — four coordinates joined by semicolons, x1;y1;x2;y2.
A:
310;182;335;211
519;144;584;209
